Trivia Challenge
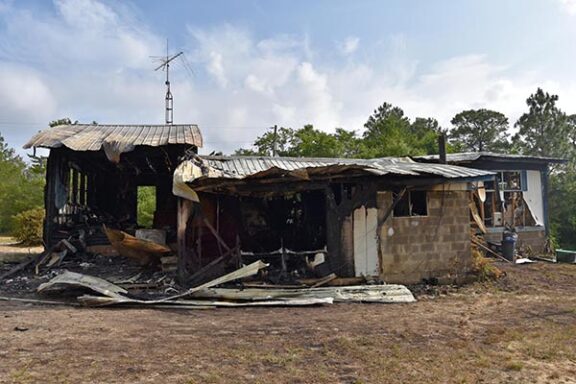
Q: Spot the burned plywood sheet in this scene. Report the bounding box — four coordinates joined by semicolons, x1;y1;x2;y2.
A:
103;226;172;265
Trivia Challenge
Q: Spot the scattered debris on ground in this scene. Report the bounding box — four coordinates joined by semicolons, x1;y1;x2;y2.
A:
0;234;416;309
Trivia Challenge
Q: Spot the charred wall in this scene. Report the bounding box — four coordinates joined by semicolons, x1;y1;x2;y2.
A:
43;145;189;248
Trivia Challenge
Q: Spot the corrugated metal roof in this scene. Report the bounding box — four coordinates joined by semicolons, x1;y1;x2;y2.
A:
23;124;203;151
414;152;565;164
186;155;494;184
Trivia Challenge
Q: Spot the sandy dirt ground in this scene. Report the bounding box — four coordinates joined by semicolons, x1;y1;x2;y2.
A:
0;237;43;264
0;257;575;383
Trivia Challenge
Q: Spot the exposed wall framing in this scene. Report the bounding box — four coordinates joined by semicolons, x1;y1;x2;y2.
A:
43;145;194;248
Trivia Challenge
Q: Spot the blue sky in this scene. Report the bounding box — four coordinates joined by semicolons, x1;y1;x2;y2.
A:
0;0;575;155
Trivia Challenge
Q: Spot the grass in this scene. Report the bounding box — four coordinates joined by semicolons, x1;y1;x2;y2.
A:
2;262;576;383
0;235;16;244
505;361;524;371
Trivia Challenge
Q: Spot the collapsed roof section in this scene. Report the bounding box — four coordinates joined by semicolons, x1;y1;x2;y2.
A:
174;155;495;197
24;124;203;163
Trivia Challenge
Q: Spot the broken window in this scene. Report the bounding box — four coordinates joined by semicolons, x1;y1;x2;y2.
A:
483;170;538;227
393;190;428;217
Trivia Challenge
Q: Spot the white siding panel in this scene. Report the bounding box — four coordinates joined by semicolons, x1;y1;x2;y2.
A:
353;206;367;277
365;208;379;276
524;170;544;226
353;206;380;277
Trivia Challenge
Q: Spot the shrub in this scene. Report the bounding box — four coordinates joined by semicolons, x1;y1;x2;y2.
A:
12;207;45;245
471;247;504;281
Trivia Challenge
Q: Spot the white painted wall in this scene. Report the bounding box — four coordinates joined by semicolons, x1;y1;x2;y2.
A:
353;206;379;277
524;170;544;226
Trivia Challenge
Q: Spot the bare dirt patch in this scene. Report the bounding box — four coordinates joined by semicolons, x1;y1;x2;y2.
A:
1;262;575;383
0;237;43;264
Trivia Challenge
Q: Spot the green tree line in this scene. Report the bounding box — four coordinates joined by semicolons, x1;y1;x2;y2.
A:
236;88;576;248
0;136;45;235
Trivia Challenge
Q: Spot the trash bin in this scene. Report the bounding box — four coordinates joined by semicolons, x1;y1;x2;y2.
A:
502;229;518;262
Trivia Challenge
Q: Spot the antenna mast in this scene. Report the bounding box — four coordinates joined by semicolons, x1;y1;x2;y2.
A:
154;40;183;124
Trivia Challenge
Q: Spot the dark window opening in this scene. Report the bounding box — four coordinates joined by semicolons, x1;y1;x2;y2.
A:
237;190;326;253
393;190;428;217
411;191;428;216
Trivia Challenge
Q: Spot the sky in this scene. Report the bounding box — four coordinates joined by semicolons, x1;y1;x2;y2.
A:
0;0;575;156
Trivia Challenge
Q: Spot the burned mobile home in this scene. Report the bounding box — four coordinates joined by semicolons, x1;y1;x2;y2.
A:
173;155;495;284
23;123;502;285
23;123;203;253
415;152;565;254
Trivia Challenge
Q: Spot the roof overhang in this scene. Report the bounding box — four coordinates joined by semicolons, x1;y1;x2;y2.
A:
24;123;203;163
173;155;495;197
414;152;567;165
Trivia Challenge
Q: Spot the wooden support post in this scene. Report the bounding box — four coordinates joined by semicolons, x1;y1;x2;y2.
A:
71;169;79;204
177;198;193;283
79;173;86;206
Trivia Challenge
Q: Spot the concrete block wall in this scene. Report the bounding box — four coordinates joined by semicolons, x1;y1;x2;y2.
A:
377;189;472;284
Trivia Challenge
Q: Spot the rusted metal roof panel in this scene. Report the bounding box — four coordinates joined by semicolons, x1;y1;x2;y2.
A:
23;124;203;151
192;155;494;181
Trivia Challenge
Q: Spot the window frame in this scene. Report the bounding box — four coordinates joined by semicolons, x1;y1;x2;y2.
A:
392;190;428;218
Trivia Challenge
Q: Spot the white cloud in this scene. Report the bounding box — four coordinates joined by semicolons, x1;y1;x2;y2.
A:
57;0;118;29
338;36;359;55
0;64;57;146
207;51;228;88
559;0;576;15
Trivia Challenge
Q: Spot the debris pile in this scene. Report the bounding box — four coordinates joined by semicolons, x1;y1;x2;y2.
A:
33;261;415;309
1;234;416;309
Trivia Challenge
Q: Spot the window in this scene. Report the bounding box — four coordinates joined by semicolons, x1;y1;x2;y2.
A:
393;190;428;217
483;170;534;227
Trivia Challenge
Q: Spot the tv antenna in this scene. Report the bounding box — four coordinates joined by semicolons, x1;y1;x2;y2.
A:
153;41;183;124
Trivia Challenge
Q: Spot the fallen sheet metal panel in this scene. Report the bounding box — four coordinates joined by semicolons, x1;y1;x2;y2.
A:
38;261;271;307
37;270;128;298
77;295;332;307
161;260;270;302
36;263;414;308
190;284;416;304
